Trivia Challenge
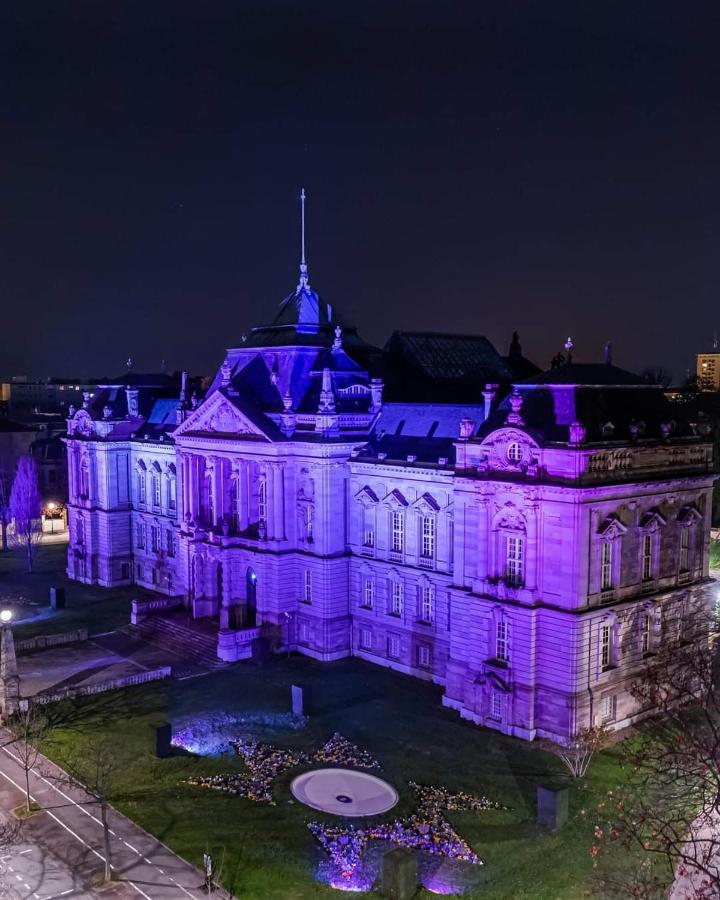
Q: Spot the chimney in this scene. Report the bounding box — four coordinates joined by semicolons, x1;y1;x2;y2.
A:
125;387;139;418
482;383;498;420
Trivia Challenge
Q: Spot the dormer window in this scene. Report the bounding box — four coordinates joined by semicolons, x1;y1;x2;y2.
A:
507;442;523;464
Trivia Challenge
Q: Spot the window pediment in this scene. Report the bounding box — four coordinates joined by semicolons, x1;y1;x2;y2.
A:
412;492;440;513
354;485;379;506
382;488;409;508
678;505;702;526
639;510;666;532
173;392;267;440
598;516;627;540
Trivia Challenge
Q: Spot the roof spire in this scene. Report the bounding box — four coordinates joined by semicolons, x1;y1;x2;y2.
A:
298;187;309;288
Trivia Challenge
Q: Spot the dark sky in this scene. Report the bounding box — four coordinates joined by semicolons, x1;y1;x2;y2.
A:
1;1;719;380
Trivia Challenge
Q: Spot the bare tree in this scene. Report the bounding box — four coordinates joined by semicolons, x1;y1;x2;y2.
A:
64;736;122;883
592;620;720;898
9;705;48;814
551;725;609;779
9;455;42;573
0;457;11;553
641;367;673;389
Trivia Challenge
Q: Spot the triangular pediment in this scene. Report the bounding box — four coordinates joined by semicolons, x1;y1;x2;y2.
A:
639;510;666;531
598;516;627;539
354;485;379;506
173;391;268;440
382;488;409;508
412;492;441;513
678;505;703;526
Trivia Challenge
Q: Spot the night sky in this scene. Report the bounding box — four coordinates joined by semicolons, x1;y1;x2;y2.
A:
1;2;719;381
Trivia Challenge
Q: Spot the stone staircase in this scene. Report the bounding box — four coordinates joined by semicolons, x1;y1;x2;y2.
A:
130;614;227;670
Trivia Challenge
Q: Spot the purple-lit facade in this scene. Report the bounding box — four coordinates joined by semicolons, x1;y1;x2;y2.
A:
64;253;715;743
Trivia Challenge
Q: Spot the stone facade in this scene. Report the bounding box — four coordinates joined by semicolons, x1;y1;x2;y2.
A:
64;240;716;744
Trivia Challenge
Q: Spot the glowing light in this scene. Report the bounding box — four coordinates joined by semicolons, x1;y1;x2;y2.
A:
0;610;12;624
47;502;57;511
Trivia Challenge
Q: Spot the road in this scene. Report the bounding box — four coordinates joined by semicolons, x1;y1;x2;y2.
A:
0;730;229;899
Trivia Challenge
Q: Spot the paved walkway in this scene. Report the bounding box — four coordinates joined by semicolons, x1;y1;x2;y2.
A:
0;729;232;899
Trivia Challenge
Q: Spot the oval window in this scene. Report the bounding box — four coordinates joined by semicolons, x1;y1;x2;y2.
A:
507;442;523;464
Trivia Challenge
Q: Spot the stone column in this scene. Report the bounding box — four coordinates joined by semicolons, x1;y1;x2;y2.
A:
273;464;284;541
264;466;274;538
0;624;19;721
240;461;249;532
476;495;490;580
526;504;539;590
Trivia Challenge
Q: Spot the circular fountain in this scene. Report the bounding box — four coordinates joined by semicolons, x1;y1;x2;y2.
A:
291;768;398;817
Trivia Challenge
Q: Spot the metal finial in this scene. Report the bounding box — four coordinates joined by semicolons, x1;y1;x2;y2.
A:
126;356;133;371
299;188;309;288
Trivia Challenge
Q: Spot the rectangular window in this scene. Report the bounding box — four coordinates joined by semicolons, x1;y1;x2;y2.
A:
601;694;616;724
360;628;372;650
362;578;375;609
496;620;509;662
152;568;159;586
299;622;309;643
600;624;612;671
138;473;146;505
391;511;404;553
641;614;651;655
136;521;145;550
642;534;653;581
490;689;503;722
421;516;435;559
303;569;312;603
505;535;524;587
305;506;313;541
391;581;404;616
168;478;177;511
152;475;161;508
166;530;175;558
420;584;434;623
363;527;375;548
417;644;431;668
679;528;689;572
600;542;613;591
388;635;401;659
151;524;161;552
136;563;143;580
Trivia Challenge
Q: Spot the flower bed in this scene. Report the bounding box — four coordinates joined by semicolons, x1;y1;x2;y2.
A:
313;733;380;770
186;738;309;804
308;782;506;885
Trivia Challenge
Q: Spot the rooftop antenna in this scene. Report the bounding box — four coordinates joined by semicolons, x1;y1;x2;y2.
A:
298;188;309;288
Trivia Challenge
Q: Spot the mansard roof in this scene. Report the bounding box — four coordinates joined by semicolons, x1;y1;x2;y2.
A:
477;362;703;445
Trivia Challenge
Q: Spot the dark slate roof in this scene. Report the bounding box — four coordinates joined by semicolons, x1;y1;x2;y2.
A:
359;433;457;468
0;418;35;433
478;375;700;445
385;331;514;382
99;373;178;389
521;363;647;387
375;403;483;439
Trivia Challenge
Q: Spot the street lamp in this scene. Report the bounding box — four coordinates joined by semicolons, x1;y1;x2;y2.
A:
47;502;57;534
0;610;12;625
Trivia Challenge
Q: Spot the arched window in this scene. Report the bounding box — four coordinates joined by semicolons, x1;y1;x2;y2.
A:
138;471;147;505
151;474;161;508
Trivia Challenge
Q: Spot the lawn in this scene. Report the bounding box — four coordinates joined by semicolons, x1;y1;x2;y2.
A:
41;656;655;900
0;544;142;639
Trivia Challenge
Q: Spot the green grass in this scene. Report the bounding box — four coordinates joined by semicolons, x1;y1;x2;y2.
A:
41;657;651;900
0;544;143;638
710;538;720;569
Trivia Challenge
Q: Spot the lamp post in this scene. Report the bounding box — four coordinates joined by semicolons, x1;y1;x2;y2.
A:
0;609;19;721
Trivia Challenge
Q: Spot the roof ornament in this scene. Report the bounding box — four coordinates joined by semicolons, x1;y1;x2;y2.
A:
126;356;133;371
298;187;309;289
332;325;343;351
603;341;613;366
318;367;335;412
564;336;574;364
506;388;524;426
220;357;232;387
714;330;719;352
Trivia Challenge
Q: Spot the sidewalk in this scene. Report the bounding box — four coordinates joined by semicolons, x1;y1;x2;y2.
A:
0;729;235;899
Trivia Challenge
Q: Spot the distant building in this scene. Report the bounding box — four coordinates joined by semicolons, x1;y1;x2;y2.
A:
0;377;100;419
63;200;715;744
697;351;720;392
